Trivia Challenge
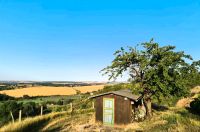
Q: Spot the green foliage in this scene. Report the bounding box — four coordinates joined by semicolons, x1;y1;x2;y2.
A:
22;102;38;117
190;95;200;115
56;99;64;105
0;94;15;101
98;83;125;93
0;85;16;91
152;95;180;107
0;101;50;126
102;39;200;101
98;83;141;95
63;98;73;105
0;100;21;126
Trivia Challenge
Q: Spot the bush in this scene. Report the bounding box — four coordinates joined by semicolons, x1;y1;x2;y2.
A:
23;95;31;99
190;96;200;115
98;83;128;93
0;101;51;127
63;99;73;105
57;99;64;105
0;94;15;101
22;102;38;117
0;100;22;126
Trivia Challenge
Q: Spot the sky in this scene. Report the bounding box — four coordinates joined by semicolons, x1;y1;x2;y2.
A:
0;0;200;81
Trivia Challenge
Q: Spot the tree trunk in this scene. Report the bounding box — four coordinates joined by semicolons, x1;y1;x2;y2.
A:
144;98;152;118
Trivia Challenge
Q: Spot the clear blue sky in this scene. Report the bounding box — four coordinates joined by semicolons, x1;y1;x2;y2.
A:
0;0;200;81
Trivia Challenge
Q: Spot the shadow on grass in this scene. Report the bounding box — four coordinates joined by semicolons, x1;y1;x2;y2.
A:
19;118;51;132
152;103;169;111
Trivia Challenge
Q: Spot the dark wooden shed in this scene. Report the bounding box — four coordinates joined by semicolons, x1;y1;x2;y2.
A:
90;89;144;125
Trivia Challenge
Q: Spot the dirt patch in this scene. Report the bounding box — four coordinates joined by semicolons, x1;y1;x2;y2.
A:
176;98;193;108
176;86;200;108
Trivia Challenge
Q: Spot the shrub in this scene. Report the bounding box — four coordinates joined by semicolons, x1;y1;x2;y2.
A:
22;102;38;117
0;94;15;101
0;100;22;126
23;95;31;99
190;95;200;115
63;99;73;105
57;99;64;105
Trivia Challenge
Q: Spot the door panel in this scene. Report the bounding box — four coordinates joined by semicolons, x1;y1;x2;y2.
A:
103;98;114;125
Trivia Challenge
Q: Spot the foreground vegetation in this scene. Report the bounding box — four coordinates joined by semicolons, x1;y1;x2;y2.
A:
0;105;199;132
0;84;199;132
0;84;102;127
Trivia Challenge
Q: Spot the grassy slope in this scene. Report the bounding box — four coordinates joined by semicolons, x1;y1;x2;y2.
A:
1;108;199;132
43;108;200;132
0;112;67;132
1;87;200;132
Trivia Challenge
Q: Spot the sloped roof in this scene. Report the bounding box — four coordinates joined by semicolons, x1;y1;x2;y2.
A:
90;89;142;101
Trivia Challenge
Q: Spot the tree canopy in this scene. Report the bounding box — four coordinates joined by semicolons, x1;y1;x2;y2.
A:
102;39;200;102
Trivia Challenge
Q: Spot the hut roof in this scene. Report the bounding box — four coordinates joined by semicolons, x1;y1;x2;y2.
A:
90;89;142;101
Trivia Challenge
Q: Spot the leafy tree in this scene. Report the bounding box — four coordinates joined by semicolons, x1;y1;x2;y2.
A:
22;102;37;117
102;39;200;117
0;100;21;125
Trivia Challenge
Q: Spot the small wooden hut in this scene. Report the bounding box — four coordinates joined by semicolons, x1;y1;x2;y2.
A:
90;89;145;125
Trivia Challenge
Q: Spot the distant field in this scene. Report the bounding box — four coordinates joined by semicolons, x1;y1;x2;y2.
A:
0;85;104;97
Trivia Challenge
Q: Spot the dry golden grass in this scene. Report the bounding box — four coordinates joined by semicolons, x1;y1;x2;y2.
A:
0;85;104;97
176;97;193;108
0;112;67;132
191;86;200;94
176;86;200;108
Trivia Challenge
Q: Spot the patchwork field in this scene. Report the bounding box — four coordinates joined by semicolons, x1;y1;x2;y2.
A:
0;85;104;97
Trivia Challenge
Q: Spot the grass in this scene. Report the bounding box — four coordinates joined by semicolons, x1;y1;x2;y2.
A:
0;112;67;132
140;108;200;132
17;95;80;104
0;85;104;97
0;109;94;132
1;106;199;132
1;86;200;131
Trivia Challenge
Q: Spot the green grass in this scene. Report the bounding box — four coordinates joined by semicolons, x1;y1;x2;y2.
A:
17;95;81;104
142;108;200;132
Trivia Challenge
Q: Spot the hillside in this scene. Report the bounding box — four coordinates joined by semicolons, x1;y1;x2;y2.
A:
0;107;199;132
0;87;200;132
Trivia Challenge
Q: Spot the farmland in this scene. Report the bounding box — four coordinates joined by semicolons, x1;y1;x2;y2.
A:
0;85;104;97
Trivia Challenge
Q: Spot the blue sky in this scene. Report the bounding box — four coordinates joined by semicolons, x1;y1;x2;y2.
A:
0;0;200;81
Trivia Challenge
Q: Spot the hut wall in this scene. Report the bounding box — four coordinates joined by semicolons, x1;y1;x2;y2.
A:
95;94;132;124
95;96;103;122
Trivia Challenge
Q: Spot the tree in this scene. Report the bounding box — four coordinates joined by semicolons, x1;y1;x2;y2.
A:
22;102;36;117
102;39;200;117
0;100;21;124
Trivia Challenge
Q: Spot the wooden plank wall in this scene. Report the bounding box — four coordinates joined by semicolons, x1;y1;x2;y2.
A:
95;94;132;124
